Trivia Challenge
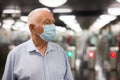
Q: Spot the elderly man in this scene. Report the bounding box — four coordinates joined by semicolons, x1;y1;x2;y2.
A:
2;8;74;80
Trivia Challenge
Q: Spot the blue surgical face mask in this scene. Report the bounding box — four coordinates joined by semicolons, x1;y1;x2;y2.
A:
38;24;56;42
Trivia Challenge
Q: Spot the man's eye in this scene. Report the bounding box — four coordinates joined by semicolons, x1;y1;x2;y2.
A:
43;19;54;25
44;19;51;24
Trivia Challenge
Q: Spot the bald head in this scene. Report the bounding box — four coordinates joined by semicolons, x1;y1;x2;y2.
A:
28;8;55;26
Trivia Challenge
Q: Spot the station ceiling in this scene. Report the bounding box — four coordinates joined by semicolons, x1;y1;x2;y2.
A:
0;0;120;29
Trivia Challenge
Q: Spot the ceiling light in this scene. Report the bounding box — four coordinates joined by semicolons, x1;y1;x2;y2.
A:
70;23;82;32
20;16;28;22
111;22;120;33
59;15;76;22
89;14;116;33
116;0;120;3
56;26;66;32
39;0;67;7
100;14;116;21
3;19;15;25
2;19;15;29
89;19;110;33
3;24;12;29
59;15;82;32
53;8;72;13
108;7;120;15
2;9;21;14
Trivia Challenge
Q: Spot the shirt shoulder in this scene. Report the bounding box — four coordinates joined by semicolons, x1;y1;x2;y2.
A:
8;40;28;56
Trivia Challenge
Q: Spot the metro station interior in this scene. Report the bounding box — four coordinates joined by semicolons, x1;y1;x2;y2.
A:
0;0;120;80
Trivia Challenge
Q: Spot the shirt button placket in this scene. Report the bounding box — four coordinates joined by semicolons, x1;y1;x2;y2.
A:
43;56;49;80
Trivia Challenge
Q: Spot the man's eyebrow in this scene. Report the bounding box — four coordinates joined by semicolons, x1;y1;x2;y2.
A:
43;19;54;24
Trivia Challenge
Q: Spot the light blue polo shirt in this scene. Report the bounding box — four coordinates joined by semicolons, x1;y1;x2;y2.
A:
2;39;73;80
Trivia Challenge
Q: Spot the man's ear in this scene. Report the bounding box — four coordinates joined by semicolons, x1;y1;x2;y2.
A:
29;24;36;33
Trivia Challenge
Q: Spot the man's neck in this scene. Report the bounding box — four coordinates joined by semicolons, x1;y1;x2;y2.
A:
32;34;48;56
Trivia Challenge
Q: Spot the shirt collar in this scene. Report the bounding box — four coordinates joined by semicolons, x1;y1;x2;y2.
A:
46;42;55;53
26;39;55;53
26;39;38;52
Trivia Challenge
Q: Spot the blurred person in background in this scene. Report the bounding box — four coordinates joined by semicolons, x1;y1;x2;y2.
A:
117;32;120;52
97;28;111;67
117;32;120;71
2;8;73;80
